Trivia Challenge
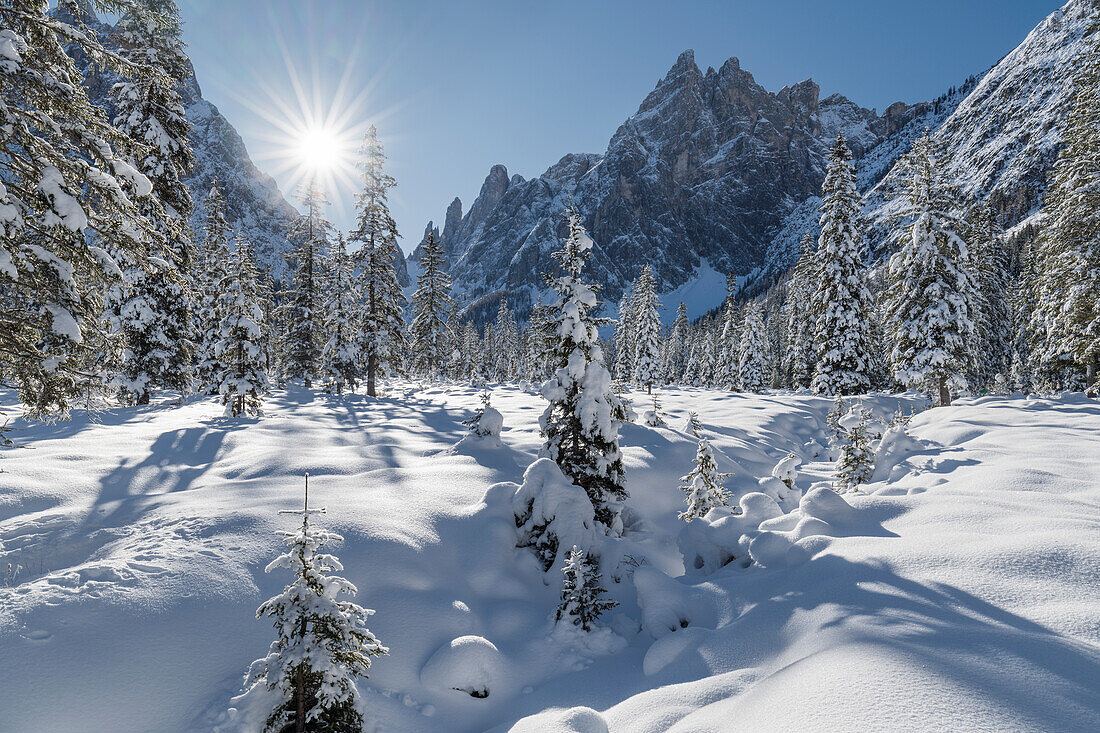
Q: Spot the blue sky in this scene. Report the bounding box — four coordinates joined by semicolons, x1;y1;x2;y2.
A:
177;0;1061;252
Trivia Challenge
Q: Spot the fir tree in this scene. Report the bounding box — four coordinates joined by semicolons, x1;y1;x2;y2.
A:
555;546;617;632
524;297;553;382
196;180;230;393
833;404;875;492
966;202;1013;391
410;232;453;377
1031;24;1100;390
632;265;663;393
242;480;387;732
884;132;977;406
215;235;269;418
678;435;732;520
785;232;818;389
491;301;520;381
613;290;637;382
321;234;361;394
664;301;690;382
281;181;332;388
738;300;769;392
351;126;406;396
717;274;741;388
540;210;629;532
810;134;874;396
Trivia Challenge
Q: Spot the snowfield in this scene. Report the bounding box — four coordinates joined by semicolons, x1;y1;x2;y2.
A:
1;385;1098;732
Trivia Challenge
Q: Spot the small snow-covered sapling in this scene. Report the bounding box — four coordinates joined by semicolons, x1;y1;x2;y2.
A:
463;392;503;437
679;436;733;520
643;392;666;427
686;410;704;438
555;545;617;632
833;404;875;492
771;452;801;491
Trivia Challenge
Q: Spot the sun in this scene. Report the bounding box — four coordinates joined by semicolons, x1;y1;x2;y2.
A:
297;126;342;172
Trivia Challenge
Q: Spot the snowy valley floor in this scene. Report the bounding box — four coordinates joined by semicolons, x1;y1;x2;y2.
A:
1;384;1099;732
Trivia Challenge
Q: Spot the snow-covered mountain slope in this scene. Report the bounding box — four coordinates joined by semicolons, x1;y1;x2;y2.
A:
2;386;1098;731
416;51;925;318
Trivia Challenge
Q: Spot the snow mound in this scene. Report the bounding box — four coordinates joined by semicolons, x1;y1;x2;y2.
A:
420;635;508;699
676;492;783;575
509;706;609;733
513;458;599;573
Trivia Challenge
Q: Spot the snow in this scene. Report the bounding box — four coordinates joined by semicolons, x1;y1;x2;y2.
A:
1;385;1099;731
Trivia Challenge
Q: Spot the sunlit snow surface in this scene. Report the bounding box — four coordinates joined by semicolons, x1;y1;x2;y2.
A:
1;385;1098;731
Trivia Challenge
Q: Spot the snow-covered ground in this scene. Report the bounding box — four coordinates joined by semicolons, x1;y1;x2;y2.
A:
1;385;1098;732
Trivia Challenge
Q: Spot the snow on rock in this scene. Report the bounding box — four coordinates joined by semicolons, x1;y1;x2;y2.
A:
420;635;509;699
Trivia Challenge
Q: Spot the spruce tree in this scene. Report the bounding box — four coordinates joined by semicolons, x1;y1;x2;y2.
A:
810;134;874;396
282;181;332;388
613;290;637;382
492;301;520;381
242;482;387;732
632;265;663;393
1031;25;1100;390
738;300;769;392
965;202;1013;391
410;232;453;377
352;126;406;396
196;181;231;393
555;546;617;632
833;404;875;492
664;302;690;383
678;436;732;520
540;210;629;532
785;232;817;389
717;274;741;388
321;234;361;394
215;235;269;418
884;132;977;406
108;0;196;402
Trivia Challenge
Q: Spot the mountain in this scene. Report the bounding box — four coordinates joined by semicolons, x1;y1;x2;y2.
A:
419;0;1092;320
414;50;925;320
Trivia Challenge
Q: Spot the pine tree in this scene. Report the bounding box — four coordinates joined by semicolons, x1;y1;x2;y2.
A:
678;435;732;520
0;1;166;418
352;126;406;396
613;290;637;382
664;301;690;383
540;209;629;532
785;232;818;389
242;481;387;732
524;297;553;382
884;132;977;406
738;300;769;392
321;234;361;394
966;202;1013;391
833;403;875;492
1031;24;1100;390
196;181;231;393
108;0;197;402
215;235;269;418
632;265;662;393
281;181;332;388
492;301;520;381
410;232;453;377
716;274;741;388
810;134;873;396
555;546;617;632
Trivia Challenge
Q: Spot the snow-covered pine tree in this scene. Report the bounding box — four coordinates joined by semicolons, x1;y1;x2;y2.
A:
716;273;741;389
613;289;637;382
320;234;361;395
281;181;332;389
785;232;818;389
664;301;689;383
0;2;173;417
492;301;520;381
555;545;617;632
352;126;406;396
965;202;1013;391
540;209;629;532
460;322;483;382
196;180;230;393
809;134;873;396
524;297;553;382
833;403;874;492
215;235;269;418
410;232;453;377
1030;24;1100;391
884;132;977;406
632;265;663;393
242;480;387;732
738;300;769;392
678;435;732;520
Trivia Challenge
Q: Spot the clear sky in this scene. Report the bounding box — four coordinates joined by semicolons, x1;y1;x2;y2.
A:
177;0;1063;252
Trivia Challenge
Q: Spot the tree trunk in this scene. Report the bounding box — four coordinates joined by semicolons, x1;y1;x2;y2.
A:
937;376;951;407
367;353;377;397
295;664;305;733
647;383;652;395
1086;359;1096;389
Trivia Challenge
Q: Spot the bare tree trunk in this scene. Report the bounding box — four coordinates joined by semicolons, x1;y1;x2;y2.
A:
938;375;951;407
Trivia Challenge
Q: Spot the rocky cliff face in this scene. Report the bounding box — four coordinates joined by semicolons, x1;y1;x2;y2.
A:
415;50;919;319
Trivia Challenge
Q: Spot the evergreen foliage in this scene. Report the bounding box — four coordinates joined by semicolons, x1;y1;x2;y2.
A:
196;180;230;393
281;181;332;388
555;546;617;632
738;300;769;392
321;234;360;394
410;232;453;377
678;435;732;520
785;232;818;389
215;235;268;418
632;265;662;392
833;403;875;492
